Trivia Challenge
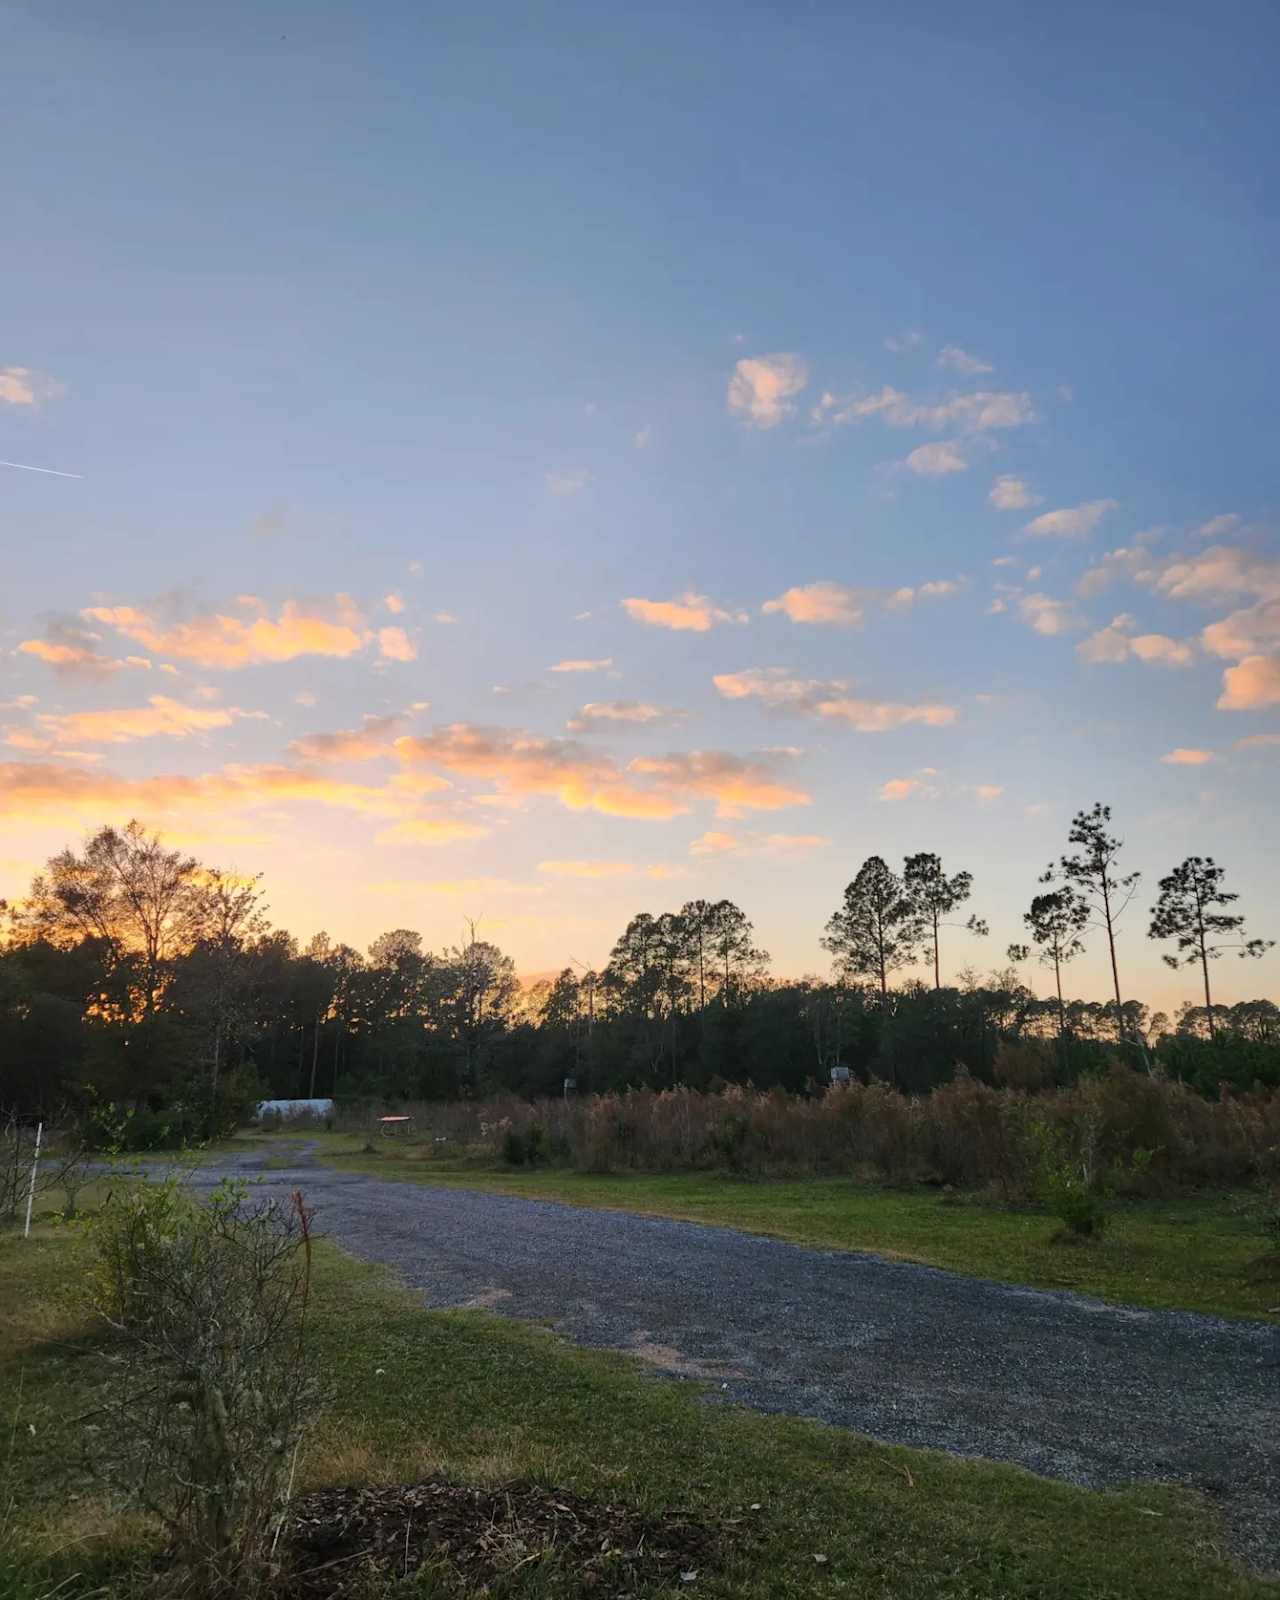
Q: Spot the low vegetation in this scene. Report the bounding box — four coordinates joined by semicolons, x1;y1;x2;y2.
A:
3;1195;1276;1599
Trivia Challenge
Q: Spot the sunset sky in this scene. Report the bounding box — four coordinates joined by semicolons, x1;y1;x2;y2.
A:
3;3;1278;1010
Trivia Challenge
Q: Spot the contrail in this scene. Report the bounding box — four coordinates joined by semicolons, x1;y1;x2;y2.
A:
0;459;84;479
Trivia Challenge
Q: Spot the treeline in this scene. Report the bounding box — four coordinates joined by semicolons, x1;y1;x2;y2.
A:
0;814;1276;1136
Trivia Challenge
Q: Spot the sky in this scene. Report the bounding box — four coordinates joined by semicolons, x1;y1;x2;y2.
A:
2;1;1278;1011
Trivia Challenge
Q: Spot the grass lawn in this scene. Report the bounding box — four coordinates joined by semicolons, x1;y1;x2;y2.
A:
2;1195;1275;1600
300;1132;1280;1323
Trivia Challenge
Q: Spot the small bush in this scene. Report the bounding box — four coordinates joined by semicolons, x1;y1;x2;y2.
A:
502;1127;527;1166
86;1177;323;1596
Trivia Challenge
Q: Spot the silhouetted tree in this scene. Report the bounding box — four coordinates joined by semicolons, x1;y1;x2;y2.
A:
1018;878;1090;1038
902;852;988;989
1058;803;1140;1042
822;857;922;1005
1149;857;1273;1039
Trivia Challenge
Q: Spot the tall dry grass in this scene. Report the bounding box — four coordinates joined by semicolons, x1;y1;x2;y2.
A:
336;1069;1280;1197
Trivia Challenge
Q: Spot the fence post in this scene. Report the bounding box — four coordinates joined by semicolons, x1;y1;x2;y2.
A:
23;1121;43;1239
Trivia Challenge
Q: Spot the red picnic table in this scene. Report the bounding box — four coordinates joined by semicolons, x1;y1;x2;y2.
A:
377;1114;415;1138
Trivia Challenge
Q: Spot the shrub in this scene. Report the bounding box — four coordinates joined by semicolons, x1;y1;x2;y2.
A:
85;1177;322;1596
501;1127;528;1166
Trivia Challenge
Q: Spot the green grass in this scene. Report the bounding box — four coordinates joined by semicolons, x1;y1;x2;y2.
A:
302;1133;1280;1322
2;1209;1276;1599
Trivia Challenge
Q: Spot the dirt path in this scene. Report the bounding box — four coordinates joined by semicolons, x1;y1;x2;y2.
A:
191;1143;1280;1568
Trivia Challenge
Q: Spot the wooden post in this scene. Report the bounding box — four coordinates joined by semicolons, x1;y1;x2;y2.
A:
23;1121;43;1239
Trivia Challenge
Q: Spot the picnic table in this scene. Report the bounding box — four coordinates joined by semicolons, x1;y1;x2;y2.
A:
377;1114;415;1138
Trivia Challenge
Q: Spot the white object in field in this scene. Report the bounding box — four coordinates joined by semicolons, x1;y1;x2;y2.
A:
255;1098;335;1122
829;1065;851;1084
23;1121;43;1238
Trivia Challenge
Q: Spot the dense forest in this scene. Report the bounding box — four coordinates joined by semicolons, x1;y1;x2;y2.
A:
1;812;1275;1140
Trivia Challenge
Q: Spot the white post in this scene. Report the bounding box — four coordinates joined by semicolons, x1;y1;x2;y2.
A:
22;1121;43;1239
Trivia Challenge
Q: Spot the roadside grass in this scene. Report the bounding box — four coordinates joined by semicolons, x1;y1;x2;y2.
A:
295;1132;1280;1322
2;1207;1275;1600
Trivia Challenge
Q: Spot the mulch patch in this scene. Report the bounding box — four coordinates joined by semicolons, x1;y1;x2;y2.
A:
283;1479;721;1596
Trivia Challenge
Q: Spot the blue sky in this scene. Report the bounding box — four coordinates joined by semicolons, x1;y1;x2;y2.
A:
2;1;1278;1008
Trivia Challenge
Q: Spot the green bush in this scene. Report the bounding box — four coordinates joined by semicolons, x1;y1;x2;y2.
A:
502;1127;528;1166
85;1177;322;1596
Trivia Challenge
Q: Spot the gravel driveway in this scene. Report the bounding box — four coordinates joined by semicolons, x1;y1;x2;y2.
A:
190;1143;1279;1568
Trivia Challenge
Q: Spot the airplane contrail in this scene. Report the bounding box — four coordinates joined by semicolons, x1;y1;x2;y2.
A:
0;459;84;479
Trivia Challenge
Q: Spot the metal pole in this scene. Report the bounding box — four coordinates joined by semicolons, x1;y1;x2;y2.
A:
23;1121;43;1239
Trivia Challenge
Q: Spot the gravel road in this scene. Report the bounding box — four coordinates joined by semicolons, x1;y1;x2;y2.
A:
190;1144;1279;1568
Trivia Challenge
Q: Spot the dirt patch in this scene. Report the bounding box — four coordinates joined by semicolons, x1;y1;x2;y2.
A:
461;1285;514;1310
628;1339;743;1381
284;1479;720;1597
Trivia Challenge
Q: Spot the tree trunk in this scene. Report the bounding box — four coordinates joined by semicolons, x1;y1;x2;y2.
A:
933;911;941;990
1100;876;1124;1041
308;1017;320;1097
1199;932;1215;1042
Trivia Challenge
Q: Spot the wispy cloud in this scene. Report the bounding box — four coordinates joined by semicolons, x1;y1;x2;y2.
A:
1077;615;1194;667
1017;593;1081;636
79;595;369;670
814;386;1034;434
762;578;960;625
549;657;614;673
25;696;264;748
937;346;994;375
1023;499;1117;539
546;468;592;496
392;723;809;819
714;667;956;730
1160;748;1215;765
377;626;417;662
1194;513;1241;539
0;366;64;407
879;775;936;801
989;475;1039;511
622;592;746;632
903;440;968;476
727;353;809;428
567;701;686;732
17;622;153;680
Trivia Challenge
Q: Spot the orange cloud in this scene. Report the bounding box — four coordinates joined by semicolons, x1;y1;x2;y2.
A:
1023;500;1117;539
762;582;867;626
384;593;405;614
549;658;614;673
1201;599;1280;660
17;623;153;680
621;592;746;632
34;696;261;746
727;354;809;427
763;579;960;625
879;776;935;801
377;626;417;662
393;723;808;820
81;595;367;669
0;757;458;833
288;716;406;763
0;367;64;406
1160;748;1215;765
713;668;956;731
567;701;686;732
1077;617;1194;667
1218;654;1280;711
